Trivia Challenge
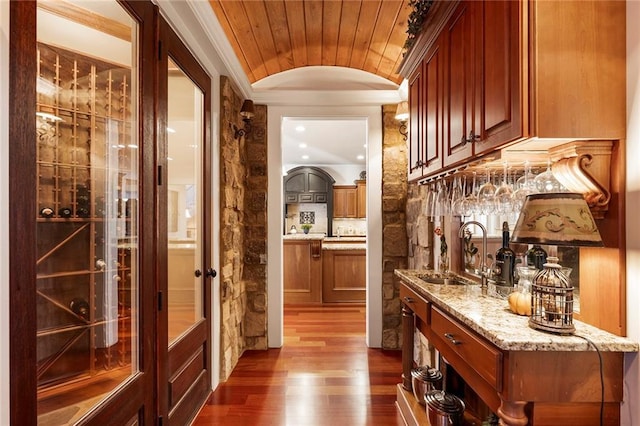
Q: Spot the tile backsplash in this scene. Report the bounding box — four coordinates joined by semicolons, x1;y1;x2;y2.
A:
285;203;327;234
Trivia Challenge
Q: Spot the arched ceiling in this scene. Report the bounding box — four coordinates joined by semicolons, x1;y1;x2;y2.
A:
208;0;411;86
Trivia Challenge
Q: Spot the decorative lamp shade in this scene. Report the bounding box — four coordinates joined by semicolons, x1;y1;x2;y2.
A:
240;99;255;119
511;193;603;247
395;101;409;121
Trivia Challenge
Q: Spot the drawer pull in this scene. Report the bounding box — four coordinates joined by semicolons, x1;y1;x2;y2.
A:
444;333;462;345
403;296;414;303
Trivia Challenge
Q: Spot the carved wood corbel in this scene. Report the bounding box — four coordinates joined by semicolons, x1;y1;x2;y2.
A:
549;141;613;219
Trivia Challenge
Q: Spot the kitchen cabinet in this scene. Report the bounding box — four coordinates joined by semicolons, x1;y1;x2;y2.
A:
322;247;366;303
400;0;625;180
333;185;358;218
356;180;366;218
283;239;323;304
395;272;637;425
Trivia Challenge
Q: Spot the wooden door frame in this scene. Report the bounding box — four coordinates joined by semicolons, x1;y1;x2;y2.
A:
9;1;157;423
157;16;213;424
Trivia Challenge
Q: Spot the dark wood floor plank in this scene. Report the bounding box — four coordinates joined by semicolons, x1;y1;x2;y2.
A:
193;305;403;425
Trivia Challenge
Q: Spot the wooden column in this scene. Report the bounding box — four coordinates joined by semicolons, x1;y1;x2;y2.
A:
401;302;415;391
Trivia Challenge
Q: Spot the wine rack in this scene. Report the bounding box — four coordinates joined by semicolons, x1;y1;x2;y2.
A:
35;42;136;391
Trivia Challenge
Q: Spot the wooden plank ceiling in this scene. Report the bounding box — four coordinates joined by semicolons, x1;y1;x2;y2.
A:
208;0;411;85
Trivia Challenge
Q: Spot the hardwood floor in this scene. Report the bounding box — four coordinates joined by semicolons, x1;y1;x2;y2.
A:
193;305;404;425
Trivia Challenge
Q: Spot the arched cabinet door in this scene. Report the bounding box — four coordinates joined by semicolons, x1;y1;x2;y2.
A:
9;1;156;424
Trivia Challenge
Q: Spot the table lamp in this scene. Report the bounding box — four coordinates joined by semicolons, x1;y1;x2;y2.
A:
511;193;603;334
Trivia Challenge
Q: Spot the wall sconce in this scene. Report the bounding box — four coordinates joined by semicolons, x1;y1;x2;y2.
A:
395;101;409;141
233;99;255;139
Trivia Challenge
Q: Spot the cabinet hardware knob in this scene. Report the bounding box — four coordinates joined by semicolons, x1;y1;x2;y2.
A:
205;268;217;278
403;296;414;303
194;269;202;277
451;339;461;345
444;332;454;339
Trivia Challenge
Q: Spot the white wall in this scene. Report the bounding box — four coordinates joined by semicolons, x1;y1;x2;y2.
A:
268;105;383;348
624;1;640;424
0;1;10;423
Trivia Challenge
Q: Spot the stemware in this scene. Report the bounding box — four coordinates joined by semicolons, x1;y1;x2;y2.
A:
434;179;450;217
494;162;514;215
477;168;497;215
450;174;464;217
534;160;565;193
512;161;535;211
460;171;477;217
424;183;436;219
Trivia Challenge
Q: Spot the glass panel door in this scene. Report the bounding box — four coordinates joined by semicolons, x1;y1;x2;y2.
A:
35;2;140;423
167;58;204;344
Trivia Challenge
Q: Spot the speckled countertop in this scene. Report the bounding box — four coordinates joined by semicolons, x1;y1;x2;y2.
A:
282;234;325;240
395;269;639;353
323;243;366;250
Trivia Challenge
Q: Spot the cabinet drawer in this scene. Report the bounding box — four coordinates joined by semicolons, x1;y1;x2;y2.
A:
314;193;327;202
431;306;502;391
400;284;430;324
298;193;313;202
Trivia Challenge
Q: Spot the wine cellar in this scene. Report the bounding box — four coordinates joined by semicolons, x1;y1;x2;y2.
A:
35;41;137;406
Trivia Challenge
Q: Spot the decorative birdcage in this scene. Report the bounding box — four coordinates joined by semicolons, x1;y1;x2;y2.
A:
529;257;574;334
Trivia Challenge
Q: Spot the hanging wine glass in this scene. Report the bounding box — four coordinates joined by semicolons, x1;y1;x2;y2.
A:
424;183;435;219
477;167;497;215
460;171;477;217
450;174;464;217
494;162;514;215
512;161;535;211
434;178;450;217
534;159;565;193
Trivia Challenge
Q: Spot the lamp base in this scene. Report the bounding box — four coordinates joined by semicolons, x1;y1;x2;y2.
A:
529;317;575;335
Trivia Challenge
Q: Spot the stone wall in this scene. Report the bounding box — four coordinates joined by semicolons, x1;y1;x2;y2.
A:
381;104;409;350
406;183;434;270
219;76;268;380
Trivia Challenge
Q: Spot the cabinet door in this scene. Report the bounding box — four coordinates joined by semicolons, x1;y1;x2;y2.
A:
422;33;446;176
444;0;481;167
477;0;524;153
283;240;322;304
407;65;424;181
356;181;366;218
333;186;357;218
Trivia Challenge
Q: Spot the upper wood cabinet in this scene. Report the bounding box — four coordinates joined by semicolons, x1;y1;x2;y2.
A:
333;186;358;218
334;180;367;219
400;0;625;180
356;180;366;218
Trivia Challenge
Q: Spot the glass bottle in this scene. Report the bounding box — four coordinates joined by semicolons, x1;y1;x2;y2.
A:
526;244;548;270
494;221;515;286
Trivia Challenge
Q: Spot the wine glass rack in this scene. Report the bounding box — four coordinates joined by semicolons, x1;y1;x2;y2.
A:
35;42;135;392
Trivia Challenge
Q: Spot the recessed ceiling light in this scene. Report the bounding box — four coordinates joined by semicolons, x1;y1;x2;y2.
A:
302;155;309;160
296;125;305;132
167;127;176;133
128;144;138;149
299;143;307;148
363;143;367;148
167;157;174;161
357;155;365;160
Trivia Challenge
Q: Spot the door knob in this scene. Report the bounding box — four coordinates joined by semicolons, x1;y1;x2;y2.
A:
205;268;217;278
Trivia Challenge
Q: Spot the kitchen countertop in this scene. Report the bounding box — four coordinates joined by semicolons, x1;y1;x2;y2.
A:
395;269;639;353
283;234;325;240
323;236;366;242
322;243;366;250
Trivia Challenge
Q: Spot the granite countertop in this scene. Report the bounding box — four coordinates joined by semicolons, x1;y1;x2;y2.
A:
322;243;366;250
395;269;639;353
323;236;366;242
282;234;325;240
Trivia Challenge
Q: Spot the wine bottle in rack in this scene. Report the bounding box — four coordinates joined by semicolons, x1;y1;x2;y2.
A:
69;298;90;320
40;207;54;218
494;221;516;287
59;207;72;218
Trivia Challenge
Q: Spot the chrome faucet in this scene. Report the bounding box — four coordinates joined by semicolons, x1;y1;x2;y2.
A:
458;221;490;288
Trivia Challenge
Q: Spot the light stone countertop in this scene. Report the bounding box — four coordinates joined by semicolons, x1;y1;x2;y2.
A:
323;236;366;242
282;234;325;240
322;243;366;251
395;269;639;353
